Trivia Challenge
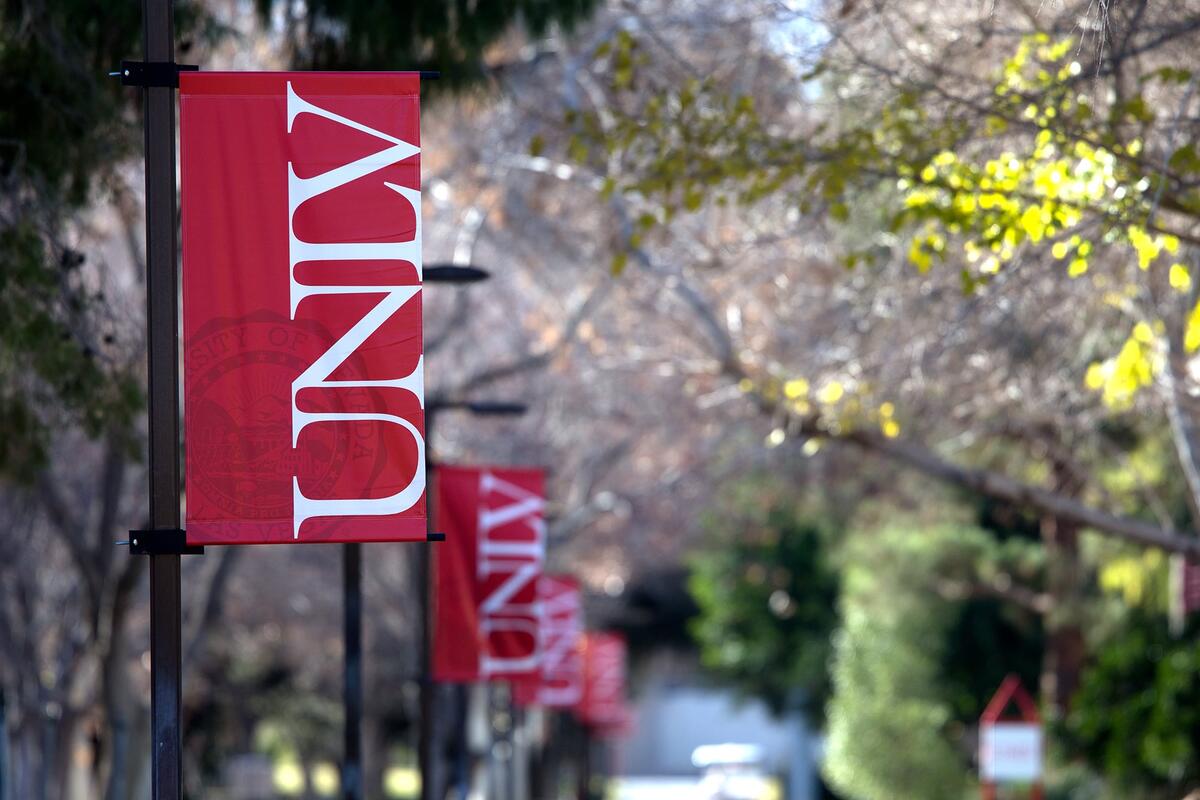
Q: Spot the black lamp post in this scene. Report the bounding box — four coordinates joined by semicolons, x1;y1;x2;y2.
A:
345;260;494;796
419;396;528;800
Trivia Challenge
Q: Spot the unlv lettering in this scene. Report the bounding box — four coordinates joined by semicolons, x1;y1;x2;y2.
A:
477;471;546;676
286;82;425;538
581;633;628;729
539;578;583;706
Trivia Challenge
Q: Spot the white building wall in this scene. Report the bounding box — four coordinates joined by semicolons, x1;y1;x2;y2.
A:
615;673;819;800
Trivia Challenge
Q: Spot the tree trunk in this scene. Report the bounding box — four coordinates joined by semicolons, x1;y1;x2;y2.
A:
1040;511;1085;714
101;570;139;800
45;705;75;800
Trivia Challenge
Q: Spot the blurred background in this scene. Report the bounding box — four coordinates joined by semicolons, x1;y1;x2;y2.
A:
5;0;1200;798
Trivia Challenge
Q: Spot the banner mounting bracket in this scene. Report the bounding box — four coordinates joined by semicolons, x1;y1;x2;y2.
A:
114;60;199;88
127;529;205;556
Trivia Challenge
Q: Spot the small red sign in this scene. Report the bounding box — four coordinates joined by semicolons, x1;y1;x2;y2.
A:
979;675;1043;799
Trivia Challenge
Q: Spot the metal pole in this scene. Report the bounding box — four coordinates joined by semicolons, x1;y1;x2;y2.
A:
0;688;8;800
142;0;183;797
418;538;434;800
415;397;523;800
343;543;364;800
575;720;590;800
511;701;526;800
418;410;436;800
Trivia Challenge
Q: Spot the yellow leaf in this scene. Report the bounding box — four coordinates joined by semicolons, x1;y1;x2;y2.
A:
1051;241;1070;259
881;419;901;438
1043;37;1074;61
818;382;845;404
879;401;895;417
1133;321;1155;343
1085;362;1106;390
1068;259;1088;277
784;378;809;399
1170;263;1192;292
905;190;931;209
908;239;932;273
1019;205;1047;242
1187;301;1200;352
1128;225;1161;269
920;165;937;183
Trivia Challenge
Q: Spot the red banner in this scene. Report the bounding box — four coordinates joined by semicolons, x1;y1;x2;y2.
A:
180;73;426;545
578;632;631;734
1183;559;1200;615
513;575;584;707
433;466;546;681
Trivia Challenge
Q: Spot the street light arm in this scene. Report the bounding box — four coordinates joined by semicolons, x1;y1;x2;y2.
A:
425;264;491;283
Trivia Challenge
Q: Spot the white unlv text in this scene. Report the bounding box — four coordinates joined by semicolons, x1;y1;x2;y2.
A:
477;472;546;676
285;82;425;538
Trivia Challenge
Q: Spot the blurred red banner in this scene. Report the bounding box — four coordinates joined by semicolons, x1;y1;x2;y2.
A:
179;72;426;545
1183;559;1200;615
433;466;546;681
513;575;584;707
578;631;633;736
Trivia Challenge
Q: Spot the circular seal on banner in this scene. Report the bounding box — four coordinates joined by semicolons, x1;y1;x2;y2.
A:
185;311;388;524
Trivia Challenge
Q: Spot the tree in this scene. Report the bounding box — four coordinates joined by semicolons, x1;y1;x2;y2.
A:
825;523;975;800
266;0;601;83
0;0;162;479
688;479;840;722
1066;614;1200;799
821;502;1049;799
561;0;1200;550
463;0;1200;720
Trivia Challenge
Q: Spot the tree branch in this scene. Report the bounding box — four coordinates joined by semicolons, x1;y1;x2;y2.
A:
184;547;242;665
934;575;1051;614
432;279;611;402
838;426;1200;555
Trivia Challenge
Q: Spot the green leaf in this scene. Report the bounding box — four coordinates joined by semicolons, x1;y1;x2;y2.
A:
1169;144;1200;174
610;251;629;275
567;135;589;163
1143;66;1193;85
